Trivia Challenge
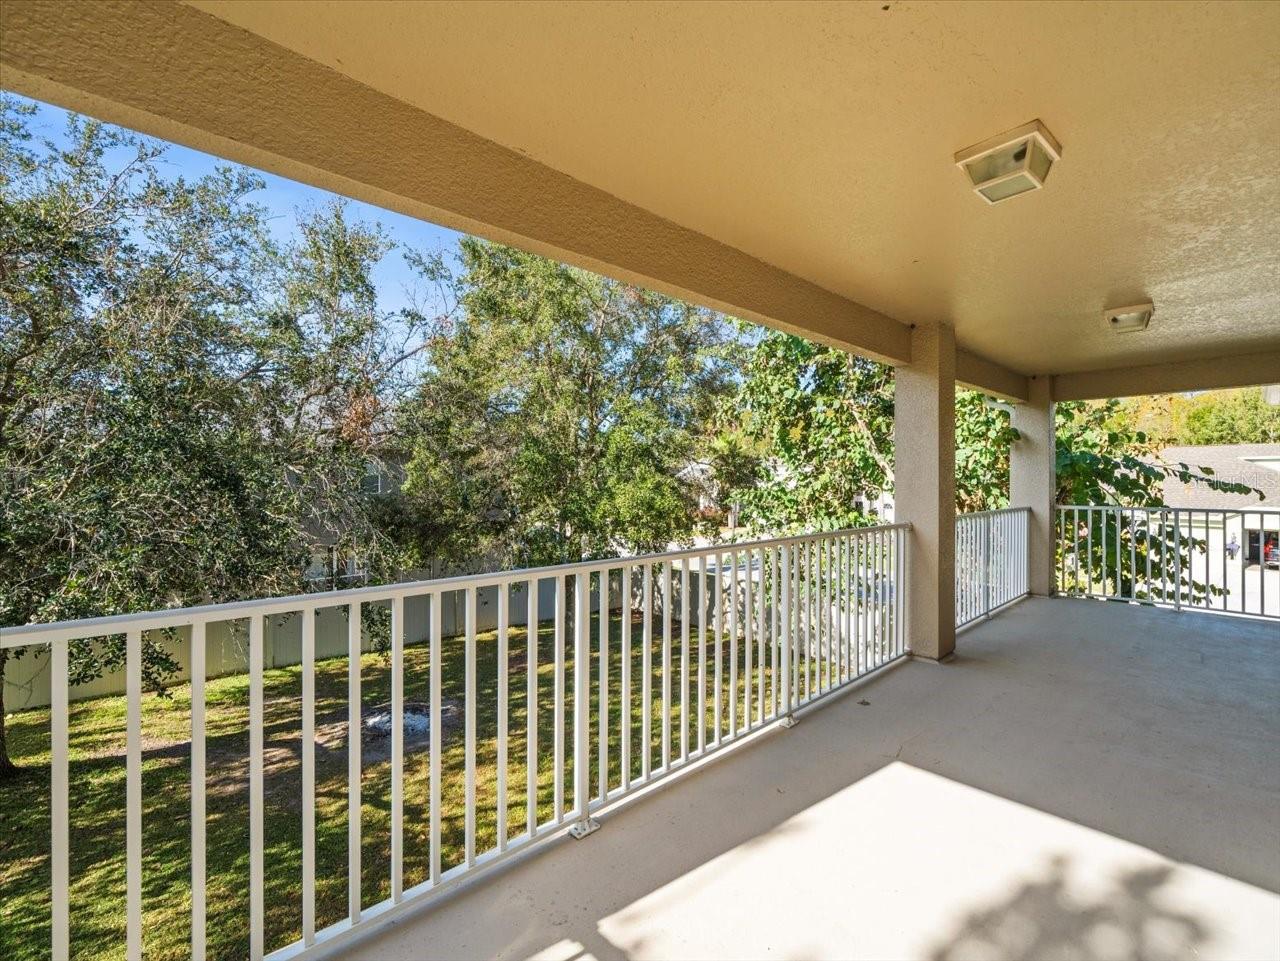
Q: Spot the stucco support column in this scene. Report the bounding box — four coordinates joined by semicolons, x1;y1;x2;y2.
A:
894;324;956;661
1010;376;1056;596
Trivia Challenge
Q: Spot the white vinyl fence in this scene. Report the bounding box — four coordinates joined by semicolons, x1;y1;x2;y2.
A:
1;522;909;961
2;576;583;710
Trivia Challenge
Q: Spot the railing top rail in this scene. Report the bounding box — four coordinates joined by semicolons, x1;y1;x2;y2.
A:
0;521;911;648
957;506;1032;519
1059;504;1280;515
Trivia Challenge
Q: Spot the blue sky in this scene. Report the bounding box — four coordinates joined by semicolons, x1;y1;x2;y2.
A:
18;94;464;315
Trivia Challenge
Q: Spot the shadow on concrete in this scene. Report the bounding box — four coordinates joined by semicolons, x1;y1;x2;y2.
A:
333;598;1278;960
928;855;1208;961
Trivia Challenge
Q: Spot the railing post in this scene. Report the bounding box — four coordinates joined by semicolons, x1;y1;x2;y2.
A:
570;571;600;838
780;543;796;727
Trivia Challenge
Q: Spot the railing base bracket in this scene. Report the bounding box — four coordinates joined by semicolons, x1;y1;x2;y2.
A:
569;818;601;840
779;715;798;729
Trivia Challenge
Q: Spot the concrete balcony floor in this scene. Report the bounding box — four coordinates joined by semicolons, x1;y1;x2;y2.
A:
332;598;1280;961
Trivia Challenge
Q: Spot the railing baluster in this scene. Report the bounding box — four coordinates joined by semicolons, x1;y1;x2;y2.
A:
1221;511;1228;613
864;532;873;669
1257;511;1264;616
553;576;565;822
680;562;690;762
188;622;206;960
349;601;364;915
831;535;838;683
302;607;317;939
1125;509;1134;600
792;544;801;702
843;535;852;678
757;547;767;724
391;596;405;892
51;638;69;961
662;562;672;769
599;570;610;798
831;538;840;686
524;582;537;839
430;593;443;880
1100;509;1108;599
127;628;143;961
249;616;264;961
698;556;707;752
464;587;477;863
850;534;859;674
771;547;780;716
870;529;880;665
728;552;738;737
811;539;819;693
781;545;792;716
812;540;822;694
744;549;754;730
806;541;815;697
897;528;906;657
713;552;723;745
573;572;590;824
498;585;509;851
642;563;653;778
621;567;632;788
812;539;821;691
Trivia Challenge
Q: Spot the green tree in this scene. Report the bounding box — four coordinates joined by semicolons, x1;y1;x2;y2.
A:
699;431;764;531
720;334;1256;608
393;238;741;567
1055;399;1255;604
724;333;1016;530
954;389;1018;512
1117;387;1280;447
730;332;894;533
1173;388;1280;445
0;100;414;775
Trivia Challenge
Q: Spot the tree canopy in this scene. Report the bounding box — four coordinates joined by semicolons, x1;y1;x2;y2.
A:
1121;388;1280;447
0;98;429;770
388;238;742;568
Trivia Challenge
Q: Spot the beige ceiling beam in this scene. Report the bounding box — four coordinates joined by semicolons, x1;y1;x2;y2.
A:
0;0;915;364
1053;349;1280;401
955;349;1029;403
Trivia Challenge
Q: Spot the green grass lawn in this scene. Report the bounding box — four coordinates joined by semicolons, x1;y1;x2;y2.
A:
1;604;807;961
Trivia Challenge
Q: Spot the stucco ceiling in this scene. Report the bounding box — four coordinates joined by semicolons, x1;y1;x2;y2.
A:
185;0;1280;377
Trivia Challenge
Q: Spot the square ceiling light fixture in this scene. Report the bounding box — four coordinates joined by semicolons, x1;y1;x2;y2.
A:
1104;302;1155;333
954;120;1061;204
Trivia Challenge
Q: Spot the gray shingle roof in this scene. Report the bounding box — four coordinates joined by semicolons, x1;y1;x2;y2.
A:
1159;444;1280;508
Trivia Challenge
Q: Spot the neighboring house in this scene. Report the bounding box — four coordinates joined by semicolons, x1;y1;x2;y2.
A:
857;490;895;522
1160;443;1280;565
303;455;407;585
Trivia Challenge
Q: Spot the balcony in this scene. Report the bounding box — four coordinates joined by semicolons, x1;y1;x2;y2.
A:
3;4;1279;960
324;597;1279;961
3;510;1277;960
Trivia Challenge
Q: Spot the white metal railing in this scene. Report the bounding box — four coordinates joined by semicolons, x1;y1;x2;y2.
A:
955;507;1031;628
1;522;909;961
1056;506;1280;620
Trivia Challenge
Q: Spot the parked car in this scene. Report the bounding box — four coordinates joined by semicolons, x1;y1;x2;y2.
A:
1266;544;1280;569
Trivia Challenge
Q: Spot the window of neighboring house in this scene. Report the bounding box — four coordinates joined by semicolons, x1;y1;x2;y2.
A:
303;550;330;582
362;462;384;495
304;547;368;584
